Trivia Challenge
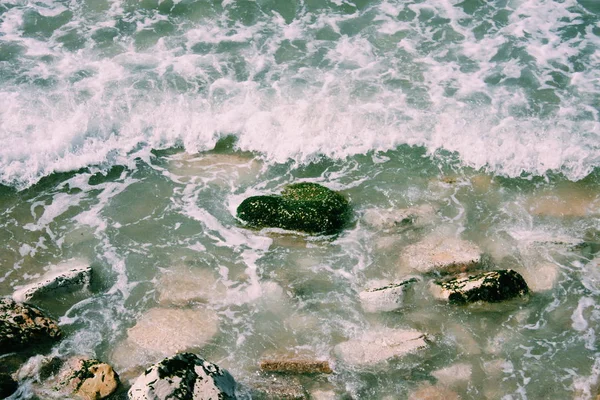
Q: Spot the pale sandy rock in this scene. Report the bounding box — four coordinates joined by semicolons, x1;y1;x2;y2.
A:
359;278;418;313
401;235;482;274
446;323;480;355
127;307;219;355
128;353;236;400
519;262;560;292
363;204;437;230
156;266;227;306
432;363;472;388
334;328;428;367
310;389;337;400
375;235;402;250
13;260;91;302
59;358;119;400
408;384;461;400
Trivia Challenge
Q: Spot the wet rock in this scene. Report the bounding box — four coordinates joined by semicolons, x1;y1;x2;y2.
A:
156;266;227;306
249;375;307;399
400;235;482;274
430;270;529;305
526;185;600;217
58;358;120;400
13;260;92;303
359;278;419;313
334;327;428;367
408;384;460;400
431;363;472;388
259;351;332;374
237;182;351;235
362;204;436;231
128;353;236;400
309;389;337;400
0;297;61;353
0;372;18;398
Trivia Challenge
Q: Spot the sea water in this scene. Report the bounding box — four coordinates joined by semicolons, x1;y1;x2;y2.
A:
0;0;599;398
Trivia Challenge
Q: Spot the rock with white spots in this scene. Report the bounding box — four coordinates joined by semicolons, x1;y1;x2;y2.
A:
400;235;482;274
359;278;419;313
128;353;237;400
430;270;529;304
13;260;92;303
0;297;61;352
363;205;437;231
334;328;428;367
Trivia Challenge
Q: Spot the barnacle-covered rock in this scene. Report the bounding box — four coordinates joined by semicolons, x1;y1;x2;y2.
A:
237;183;351;234
430;270;529;304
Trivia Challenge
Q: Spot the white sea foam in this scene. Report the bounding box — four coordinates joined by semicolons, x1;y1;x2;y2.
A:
0;0;598;188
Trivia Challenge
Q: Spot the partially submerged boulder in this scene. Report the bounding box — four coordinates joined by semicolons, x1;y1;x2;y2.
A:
237;183;351;235
13;260;92;303
156;266;227;306
359;278;419;313
58;358;120;400
0;297;61;352
249;375;307;400
400;235;482;274
430;270;529;305
334;328;428;367
128;353;237;400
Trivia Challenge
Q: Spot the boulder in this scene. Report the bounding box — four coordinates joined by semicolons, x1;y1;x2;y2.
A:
431;362;472;388
156;266;227;306
362;204;436;231
430;270;529;305
334;327;428;367
0;373;18;398
400;235;482;274
128;353;236;400
58;358;120;400
13;260;92;303
237;183;351;235
0;297;61;352
359;278;419;313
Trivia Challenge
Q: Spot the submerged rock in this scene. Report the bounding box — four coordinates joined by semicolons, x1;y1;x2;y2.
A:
156;266;227;306
430;270;529;305
431;362;472;388
400;235;482;274
334;328;428;367
128;353;237;400
237;182;351;235
58;358;120;400
249;375;307;400
126;307;219;356
0;297;61;352
362;204;436;231
519;262;560;293
408;384;460;400
359;278;419;313
13;260;92;303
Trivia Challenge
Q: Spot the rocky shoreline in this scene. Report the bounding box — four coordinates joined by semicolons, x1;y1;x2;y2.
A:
0;181;591;399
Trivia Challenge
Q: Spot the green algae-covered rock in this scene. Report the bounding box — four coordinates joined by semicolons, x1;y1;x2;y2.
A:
431;270;529;305
237;182;351;234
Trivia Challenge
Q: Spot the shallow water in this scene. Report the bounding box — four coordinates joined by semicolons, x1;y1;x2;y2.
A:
1;0;600;398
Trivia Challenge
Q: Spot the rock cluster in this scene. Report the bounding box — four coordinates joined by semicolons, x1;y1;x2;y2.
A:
0;297;61;351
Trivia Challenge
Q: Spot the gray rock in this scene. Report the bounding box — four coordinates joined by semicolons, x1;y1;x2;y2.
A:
334;328;428;367
128;353;236;400
0;297;61;353
13;260;92;302
400;235;482;274
430;269;529;304
359;278;419;313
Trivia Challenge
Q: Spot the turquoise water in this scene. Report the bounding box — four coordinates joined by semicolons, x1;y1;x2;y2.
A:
1;0;600;398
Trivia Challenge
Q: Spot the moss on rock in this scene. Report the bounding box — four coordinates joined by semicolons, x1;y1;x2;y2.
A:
237;182;351;234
